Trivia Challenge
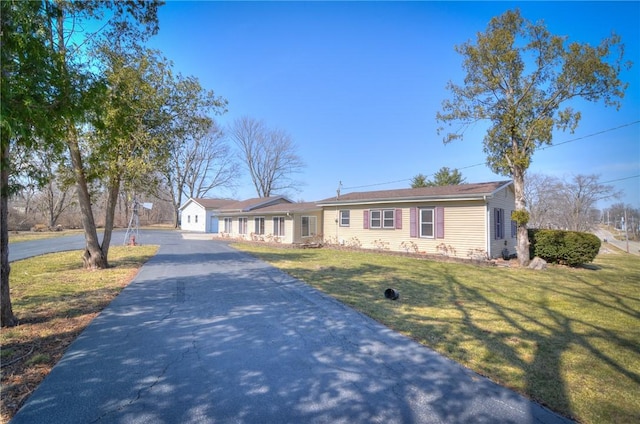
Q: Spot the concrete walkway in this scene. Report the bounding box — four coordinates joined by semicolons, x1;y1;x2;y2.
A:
10;231;572;423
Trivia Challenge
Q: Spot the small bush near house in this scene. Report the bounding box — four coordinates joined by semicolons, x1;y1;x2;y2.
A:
528;229;601;266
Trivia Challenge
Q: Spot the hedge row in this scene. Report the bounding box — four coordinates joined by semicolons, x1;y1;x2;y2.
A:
528;229;601;267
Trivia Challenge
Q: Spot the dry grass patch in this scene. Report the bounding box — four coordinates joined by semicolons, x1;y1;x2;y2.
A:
8;229;85;243
0;245;158;422
233;243;640;424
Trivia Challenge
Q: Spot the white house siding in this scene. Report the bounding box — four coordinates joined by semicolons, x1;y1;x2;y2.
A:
323;201;488;258
180;201;207;232
487;186;517;258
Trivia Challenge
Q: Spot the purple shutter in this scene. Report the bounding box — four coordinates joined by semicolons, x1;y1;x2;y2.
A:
395;209;402;229
363;210;369;229
436;206;445;239
410;207;417;238
494;208;504;239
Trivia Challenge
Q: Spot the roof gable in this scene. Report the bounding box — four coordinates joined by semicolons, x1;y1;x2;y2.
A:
179;197;236;211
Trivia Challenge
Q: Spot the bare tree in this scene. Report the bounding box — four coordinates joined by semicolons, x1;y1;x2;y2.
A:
36;179;76;229
230;116;305;198
524;173;564;228
606;203;639;239
556;174;620;232
525;173;619;231
183;124;239;200
164;122;239;227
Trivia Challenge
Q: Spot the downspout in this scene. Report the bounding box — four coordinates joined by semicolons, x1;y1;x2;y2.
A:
484;195;490;259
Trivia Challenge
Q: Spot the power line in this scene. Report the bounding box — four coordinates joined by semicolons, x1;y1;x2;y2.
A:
342;121;640;191
538;120;640;151
601;175;640;184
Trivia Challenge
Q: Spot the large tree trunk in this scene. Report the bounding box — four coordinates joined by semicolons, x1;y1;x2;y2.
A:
67;128;108;270
173;191;182;229
513;167;531;267
101;177;121;260
1;139;17;327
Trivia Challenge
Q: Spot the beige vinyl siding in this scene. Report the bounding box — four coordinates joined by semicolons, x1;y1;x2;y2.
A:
323;201;488;258
487;185;517;258
441;204;487;258
292;211;323;243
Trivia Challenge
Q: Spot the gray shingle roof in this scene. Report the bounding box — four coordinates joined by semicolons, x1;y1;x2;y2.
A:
218;196;294;213
317;180;513;205
191;198;237;209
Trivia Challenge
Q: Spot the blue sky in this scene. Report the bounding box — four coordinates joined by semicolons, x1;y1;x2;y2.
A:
147;1;640;208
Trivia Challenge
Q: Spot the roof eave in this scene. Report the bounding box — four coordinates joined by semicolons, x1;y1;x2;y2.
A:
317;194;493;207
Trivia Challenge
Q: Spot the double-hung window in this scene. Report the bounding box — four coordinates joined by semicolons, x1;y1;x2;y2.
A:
420;208;434;238
254;217;265;235
302;216;317;237
383;210;395;228
339;210;350;227
273;217;285;236
223;217;232;233
238;217;248;235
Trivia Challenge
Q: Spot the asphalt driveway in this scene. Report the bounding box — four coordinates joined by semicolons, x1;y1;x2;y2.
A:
10;231;572;423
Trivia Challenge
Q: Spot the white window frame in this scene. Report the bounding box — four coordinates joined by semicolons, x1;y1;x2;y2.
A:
339;210;350;227
370;210;381;228
420;208;434;238
254;217;265;235
223;217;233;233
273;216;285;236
238;217;248;235
383;209;395;228
370;209;394;229
302;216;317;238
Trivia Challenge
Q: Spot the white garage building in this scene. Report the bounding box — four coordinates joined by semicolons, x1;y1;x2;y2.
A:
179;198;236;233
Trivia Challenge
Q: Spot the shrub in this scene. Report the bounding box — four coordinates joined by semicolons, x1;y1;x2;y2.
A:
528;229;601;266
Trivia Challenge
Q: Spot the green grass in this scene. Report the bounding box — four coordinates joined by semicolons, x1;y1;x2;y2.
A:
233;243;640;424
7;246;158;320
1;245;159;421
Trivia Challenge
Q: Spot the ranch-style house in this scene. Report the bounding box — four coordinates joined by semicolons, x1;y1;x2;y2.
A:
181;180;517;260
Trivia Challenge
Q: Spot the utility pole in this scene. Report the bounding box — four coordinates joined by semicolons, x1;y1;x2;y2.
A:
624;208;629;253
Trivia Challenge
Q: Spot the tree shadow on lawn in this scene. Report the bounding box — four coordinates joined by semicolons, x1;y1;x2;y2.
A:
429;270;640;423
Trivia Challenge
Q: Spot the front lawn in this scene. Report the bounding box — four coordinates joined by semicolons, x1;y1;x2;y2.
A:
233;243;640;424
0;245;158;421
